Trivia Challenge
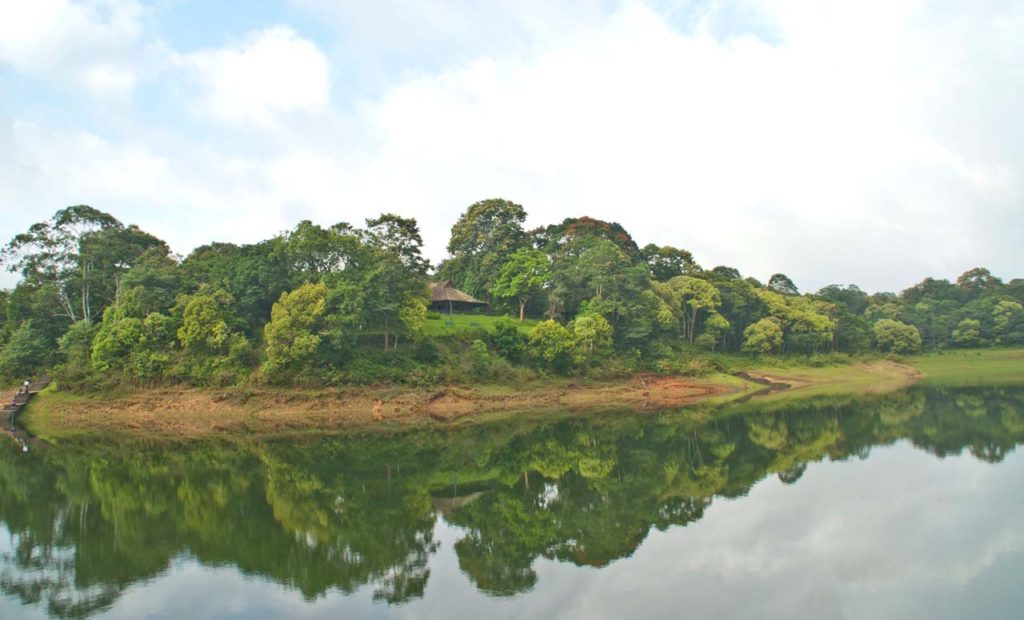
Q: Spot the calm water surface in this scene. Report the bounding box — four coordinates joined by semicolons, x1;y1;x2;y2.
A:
1;385;1022;619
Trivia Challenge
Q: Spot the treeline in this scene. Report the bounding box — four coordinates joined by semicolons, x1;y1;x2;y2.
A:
0;200;1022;386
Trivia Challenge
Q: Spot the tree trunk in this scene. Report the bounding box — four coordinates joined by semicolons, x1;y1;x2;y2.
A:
383;315;389;352
519;300;526;322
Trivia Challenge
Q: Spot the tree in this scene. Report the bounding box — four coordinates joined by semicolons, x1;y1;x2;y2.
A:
263;282;328;375
992;300;1023;343
360;248;429;352
276;220;363;277
957;267;1001;299
640;244;700;281
91;307;144;374
873;319;922;354
527;320;574;371
662;276;722;344
952;318;982;348
399;298;428;342
492;319;528;362
490;248;551;321
0;321;52;379
533;216;641;259
1;206;164;324
440;198;528;299
180;240;292;334
767;273;799;296
742;318;783;354
570;313;613;365
697;312;730;352
57;320;97;377
364;214;430;275
176;288;235;354
548;237;649;332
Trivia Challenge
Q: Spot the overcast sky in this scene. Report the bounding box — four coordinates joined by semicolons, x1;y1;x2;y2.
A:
0;0;1021;293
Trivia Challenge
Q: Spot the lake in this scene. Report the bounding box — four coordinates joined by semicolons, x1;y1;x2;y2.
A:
1;384;1022;619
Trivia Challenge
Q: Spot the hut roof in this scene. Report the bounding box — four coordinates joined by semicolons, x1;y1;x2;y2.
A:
430;280;487;305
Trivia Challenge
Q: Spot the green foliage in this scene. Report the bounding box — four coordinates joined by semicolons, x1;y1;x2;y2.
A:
0;321;52;379
399;298;428;342
1;205;165;324
992;300;1023;344
492;318;528;362
57;320;97;377
570;313;613;366
91;308;144;373
528;320;574;372
177;288;235;354
2;205;1021;388
263;282;329;375
873;319;922;354
490;248;550;321
469;339;493;380
952;318;982;348
440;198;528;299
742;318;784;354
640;244;700;281
658;275;722;344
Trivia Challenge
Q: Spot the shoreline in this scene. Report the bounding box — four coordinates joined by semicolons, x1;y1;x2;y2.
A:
19;359;928;441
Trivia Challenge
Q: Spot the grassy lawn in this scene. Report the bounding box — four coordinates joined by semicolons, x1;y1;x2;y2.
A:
908;348;1024;386
423;312;539;336
739;359;921;399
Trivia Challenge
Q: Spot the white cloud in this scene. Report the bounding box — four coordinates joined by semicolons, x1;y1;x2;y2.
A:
1;1;1022;292
0;0;145;100
311;0;1023;291
177;26;330;125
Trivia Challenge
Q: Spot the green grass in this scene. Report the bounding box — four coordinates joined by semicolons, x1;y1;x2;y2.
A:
422;312;539;336
908;348;1024;386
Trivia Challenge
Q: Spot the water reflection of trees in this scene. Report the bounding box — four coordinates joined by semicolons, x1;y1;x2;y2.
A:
0;385;1021;616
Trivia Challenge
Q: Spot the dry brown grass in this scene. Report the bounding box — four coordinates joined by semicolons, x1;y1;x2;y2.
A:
24;375;741;439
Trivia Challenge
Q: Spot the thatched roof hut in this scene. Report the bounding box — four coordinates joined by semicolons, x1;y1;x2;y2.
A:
430;280;487;314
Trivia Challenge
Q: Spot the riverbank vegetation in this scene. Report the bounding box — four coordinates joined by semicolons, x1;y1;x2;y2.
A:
1;201;1022;391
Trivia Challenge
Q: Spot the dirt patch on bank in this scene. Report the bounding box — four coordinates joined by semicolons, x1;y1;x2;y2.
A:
26;375;738;439
25;361;925;439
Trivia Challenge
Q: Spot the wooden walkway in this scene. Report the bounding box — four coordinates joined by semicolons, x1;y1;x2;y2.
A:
2;375;50;451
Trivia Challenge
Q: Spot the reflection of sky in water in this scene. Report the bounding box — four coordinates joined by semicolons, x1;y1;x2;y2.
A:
6;440;1017;620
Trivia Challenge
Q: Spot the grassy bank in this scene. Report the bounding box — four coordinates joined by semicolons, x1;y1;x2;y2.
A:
422;313;539;336
909;348;1024;386
17;357;945;441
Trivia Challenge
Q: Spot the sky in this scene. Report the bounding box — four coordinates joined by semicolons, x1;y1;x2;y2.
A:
0;0;1021;293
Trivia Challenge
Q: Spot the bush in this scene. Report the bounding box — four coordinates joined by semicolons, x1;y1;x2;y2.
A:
0;321;53;380
492;319;527;361
654;355;714;376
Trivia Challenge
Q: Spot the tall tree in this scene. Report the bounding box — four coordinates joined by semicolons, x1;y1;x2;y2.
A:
439;198;528;299
640;244;700;281
364;214;430;275
1;206;163;323
534;216;641;260
490;248;551;321
660;276;722;344
767;273;799;296
361;216;430;351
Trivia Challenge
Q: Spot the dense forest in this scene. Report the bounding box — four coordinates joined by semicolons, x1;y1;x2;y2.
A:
1;200;1022;387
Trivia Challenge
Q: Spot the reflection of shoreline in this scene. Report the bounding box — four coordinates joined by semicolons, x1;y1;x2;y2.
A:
23;361;925;440
1;385;1020;617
